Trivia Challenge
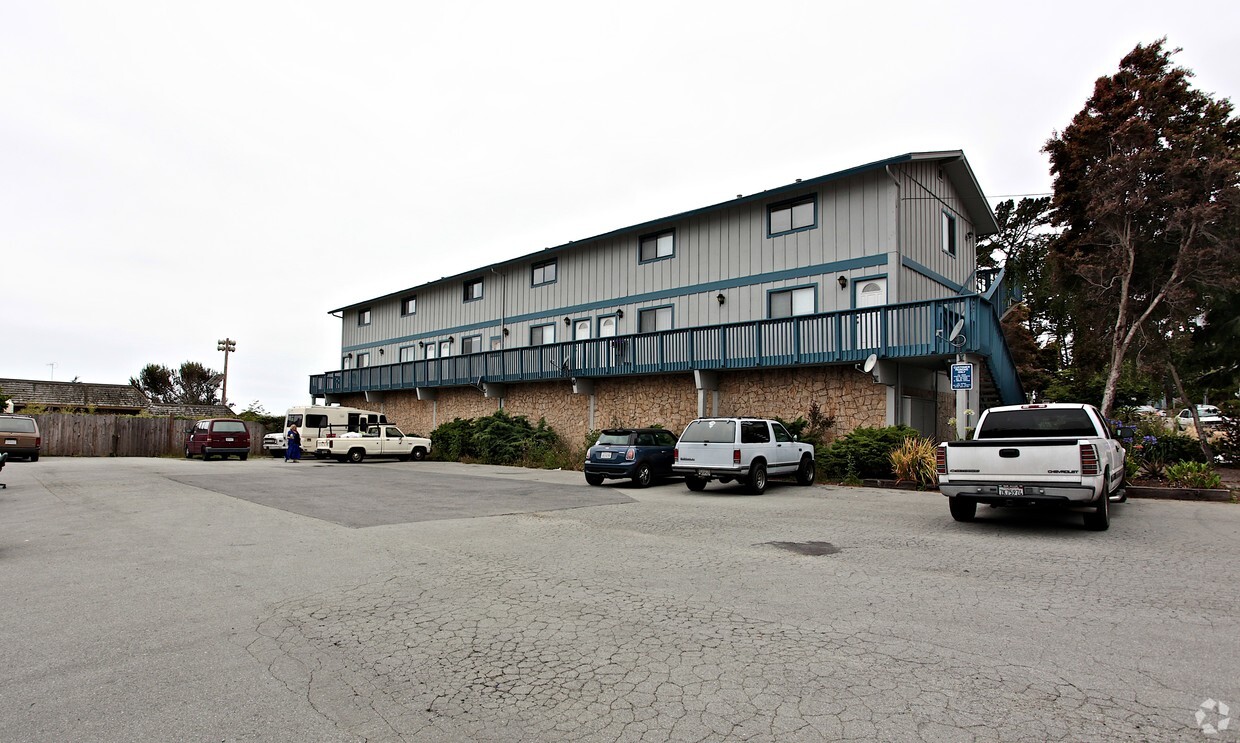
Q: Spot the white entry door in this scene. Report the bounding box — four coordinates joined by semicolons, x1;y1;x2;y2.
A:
855;278;888;349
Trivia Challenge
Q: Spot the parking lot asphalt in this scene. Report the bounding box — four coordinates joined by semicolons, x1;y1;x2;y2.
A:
1;456;1238;742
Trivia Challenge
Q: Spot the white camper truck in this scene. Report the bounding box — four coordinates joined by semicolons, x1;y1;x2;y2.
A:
262;405;388;458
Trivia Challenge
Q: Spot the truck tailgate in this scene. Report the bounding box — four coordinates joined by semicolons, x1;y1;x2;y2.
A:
675;442;737;469
944;439;1085;483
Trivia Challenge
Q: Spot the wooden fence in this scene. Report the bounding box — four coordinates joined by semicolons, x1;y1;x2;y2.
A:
31;414;268;457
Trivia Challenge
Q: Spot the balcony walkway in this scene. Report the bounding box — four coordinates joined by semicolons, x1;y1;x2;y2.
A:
311;292;1024;405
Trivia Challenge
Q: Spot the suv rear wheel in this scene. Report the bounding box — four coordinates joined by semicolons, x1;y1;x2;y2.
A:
685;476;707;491
747;461;768;495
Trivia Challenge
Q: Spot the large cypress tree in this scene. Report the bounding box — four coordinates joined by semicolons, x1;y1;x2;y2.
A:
1044;39;1240;417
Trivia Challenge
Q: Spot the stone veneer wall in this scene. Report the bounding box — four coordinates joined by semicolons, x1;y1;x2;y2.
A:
335;366;892;447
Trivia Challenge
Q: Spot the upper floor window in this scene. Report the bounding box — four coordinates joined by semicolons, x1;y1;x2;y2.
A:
490;336;503;351
532;259;557;286
439;340;452;357
425;344;437;360
598;315;618;338
942;211;958;257
769;286;815;318
399;346;416;362
639;230;675;263
461;335;481;354
638;306;673;333
531;323;556;346
401;296;417;315
356;352;371;368
574;318;591;340
357;308;372;326
463;278;484;302
768;195;816;236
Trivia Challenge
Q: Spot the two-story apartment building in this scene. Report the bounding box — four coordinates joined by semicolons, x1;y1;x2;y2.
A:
311;151;1022;443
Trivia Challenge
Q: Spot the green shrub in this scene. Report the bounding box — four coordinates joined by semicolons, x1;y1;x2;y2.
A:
821;425;920;479
428;410;573;469
889;437;938;488
1165;461;1223;489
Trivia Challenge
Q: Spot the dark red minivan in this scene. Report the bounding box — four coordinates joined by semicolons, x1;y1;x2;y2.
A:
185;418;251;460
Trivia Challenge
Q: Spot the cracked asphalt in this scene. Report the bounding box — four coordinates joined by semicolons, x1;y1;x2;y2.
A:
1;457;1237;742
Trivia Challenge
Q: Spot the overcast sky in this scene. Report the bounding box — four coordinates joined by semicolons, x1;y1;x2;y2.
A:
3;1;1237;415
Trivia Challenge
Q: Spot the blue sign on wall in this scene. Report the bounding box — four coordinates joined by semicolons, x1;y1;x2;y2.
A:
951;363;974;391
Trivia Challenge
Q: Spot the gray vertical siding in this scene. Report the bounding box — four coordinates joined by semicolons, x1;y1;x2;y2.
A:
336;163;979;362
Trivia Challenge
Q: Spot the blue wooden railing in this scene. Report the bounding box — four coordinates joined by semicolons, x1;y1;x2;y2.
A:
310;292;1025;404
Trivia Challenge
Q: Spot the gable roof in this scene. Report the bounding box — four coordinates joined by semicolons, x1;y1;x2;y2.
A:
0;378;236;418
0;378;149;411
330;150;999;314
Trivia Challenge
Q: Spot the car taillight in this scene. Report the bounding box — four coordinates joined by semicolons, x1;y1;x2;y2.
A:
626;447;635;461
935;447;947;475
733;449;741;466
673;448;679;461
1079;443;1100;476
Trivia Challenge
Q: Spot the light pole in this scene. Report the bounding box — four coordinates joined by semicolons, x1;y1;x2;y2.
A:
217;338;236;407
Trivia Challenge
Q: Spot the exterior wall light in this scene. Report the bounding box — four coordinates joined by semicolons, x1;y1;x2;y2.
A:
616;309;624;318
837;276;848;290
564;316;571;325
378;348;384;355
716;293;726;305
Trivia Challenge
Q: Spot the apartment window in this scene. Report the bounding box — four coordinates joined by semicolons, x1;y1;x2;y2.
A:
461;335;481;354
942;211;958;257
425;344;437;360
598;315;618;338
356;352;371;368
531;259;557;286
401;296;417;315
439;340;452;357
357;308;372;326
342;356;352;369
769;286;816;318
531;323;556;346
490;336;503;351
399;346;416;362
639;230;675;263
768;195;816;236
574;318;591;340
464;278;484;301
638;306;673;333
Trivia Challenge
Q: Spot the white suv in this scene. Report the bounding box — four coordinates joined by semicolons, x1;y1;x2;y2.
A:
673;418;816;494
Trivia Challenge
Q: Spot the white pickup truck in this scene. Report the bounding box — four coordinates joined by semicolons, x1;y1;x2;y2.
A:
315;425;432;463
936;403;1131;531
672;417;816;494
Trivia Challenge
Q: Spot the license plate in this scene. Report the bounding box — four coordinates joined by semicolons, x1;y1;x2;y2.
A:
998;485;1024;497
4;438;15;446
225;438;235;442
696;469;710;478
599;452;612;459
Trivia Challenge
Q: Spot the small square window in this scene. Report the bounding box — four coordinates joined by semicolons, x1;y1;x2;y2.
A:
574;319;591;340
439;340;452;357
638;306;673;333
490;336;503;351
464;278;484;302
461;335;481;354
769;287;815;318
531;324;556;346
639;230;675;262
401;296;417;315
942;211;958;257
356;352;371;368
532;259;557;286
425;344;437;360
598;315;618;338
769;196;816;236
358;308;372;326
399;346;416;362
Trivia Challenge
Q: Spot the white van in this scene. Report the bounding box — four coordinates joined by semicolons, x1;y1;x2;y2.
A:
262;405;388;457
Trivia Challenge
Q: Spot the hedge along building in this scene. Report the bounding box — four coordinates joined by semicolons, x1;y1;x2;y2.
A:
311;151;1023;445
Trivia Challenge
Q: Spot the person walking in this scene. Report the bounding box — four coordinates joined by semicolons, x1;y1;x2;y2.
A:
285;424;302;462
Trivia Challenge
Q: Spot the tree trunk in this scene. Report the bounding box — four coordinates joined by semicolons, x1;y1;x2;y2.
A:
1168;362;1213;461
